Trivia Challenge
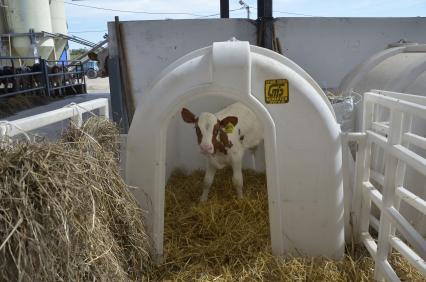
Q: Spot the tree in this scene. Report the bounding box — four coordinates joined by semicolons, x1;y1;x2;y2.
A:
70;48;88;59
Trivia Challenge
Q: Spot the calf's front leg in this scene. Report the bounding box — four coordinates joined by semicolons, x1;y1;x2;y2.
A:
231;153;244;199
201;159;216;202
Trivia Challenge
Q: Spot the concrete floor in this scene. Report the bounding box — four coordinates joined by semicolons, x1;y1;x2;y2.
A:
86;76;110;94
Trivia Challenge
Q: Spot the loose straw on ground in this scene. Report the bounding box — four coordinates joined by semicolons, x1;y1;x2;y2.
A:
155;169;425;281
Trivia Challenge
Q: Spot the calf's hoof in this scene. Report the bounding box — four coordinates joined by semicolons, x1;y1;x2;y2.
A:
200;194;208;202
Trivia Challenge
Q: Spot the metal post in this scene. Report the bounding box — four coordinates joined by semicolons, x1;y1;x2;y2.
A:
0;38;3;57
8;34;11;56
220;0;229;18
263;0;273;50
264;0;273;18
62;61;65;96
79;62;82;85
257;0;264;19
81;62;87;93
257;0;274;50
41;59;51;96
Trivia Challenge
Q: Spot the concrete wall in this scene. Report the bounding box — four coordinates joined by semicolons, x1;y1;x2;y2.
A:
108;19;257;105
275;18;426;89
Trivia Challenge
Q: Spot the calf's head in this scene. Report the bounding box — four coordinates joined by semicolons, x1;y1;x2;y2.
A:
181;107;238;154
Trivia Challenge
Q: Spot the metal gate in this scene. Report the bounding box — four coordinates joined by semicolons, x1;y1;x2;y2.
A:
0;57;86;99
344;89;426;281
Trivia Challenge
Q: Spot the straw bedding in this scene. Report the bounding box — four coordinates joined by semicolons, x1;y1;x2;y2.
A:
0;116;423;281
156;169;425;281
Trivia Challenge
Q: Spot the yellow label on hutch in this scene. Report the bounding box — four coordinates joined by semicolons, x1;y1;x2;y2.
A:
264;79;289;104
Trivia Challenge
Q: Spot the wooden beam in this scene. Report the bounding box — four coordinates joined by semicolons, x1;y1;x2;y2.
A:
114;16;135;130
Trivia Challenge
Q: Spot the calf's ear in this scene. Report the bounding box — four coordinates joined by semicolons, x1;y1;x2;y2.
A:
220;116;238;127
181;108;197;123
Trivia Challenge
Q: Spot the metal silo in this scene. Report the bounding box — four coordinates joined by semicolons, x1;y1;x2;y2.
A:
6;0;54;59
50;0;68;59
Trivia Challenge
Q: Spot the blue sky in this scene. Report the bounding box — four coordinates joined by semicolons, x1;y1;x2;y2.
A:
64;0;426;49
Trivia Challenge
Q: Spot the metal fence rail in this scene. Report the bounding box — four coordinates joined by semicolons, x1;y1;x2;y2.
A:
344;89;426;281
45;59;86;96
0;57;86;99
0;98;109;139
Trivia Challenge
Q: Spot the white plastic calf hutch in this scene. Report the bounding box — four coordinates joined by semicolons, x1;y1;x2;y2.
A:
339;43;426;236
339;42;426;132
126;41;345;260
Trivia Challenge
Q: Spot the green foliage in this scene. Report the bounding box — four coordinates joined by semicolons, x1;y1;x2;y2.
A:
70;48;88;59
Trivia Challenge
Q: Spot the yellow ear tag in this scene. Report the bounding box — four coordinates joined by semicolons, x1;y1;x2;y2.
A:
223;123;235;134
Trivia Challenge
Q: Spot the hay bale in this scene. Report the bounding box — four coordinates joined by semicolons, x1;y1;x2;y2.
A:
0;117;151;281
156;169;425;281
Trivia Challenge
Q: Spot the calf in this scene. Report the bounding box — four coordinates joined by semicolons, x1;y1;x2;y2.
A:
0;66;14;94
49;65;63;88
181;102;263;201
13;66;32;91
30;63;43;88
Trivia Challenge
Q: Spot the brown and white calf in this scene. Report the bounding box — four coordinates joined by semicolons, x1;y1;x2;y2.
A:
181;102;263;201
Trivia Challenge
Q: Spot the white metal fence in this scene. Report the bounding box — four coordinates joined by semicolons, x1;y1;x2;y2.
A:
344;90;426;281
0;98;109;140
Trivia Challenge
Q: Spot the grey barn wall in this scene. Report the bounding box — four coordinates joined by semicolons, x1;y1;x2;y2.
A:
275;17;426;89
